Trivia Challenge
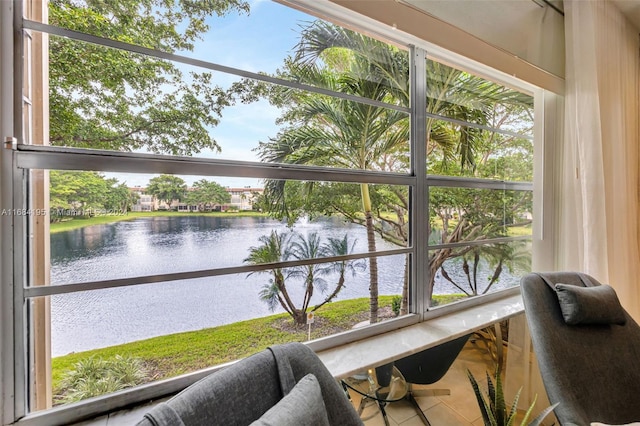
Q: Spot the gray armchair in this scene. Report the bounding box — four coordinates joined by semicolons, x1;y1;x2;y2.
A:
521;272;640;426
137;342;363;426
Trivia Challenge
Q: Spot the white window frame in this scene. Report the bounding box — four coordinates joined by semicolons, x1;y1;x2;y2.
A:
0;0;554;424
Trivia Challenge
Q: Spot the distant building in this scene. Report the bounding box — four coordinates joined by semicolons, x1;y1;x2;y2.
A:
129;185;263;212
226;187;263;211
130;187;155;212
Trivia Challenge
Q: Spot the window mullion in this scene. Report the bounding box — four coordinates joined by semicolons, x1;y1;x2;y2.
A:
15;145;415;186
11;0;29;419
410;46;428;318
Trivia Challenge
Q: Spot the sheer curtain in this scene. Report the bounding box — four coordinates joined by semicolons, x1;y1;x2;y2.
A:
507;1;640;417
559;0;640;320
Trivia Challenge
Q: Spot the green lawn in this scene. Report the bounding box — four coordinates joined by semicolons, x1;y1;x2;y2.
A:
52;297;395;388
49;210;268;234
51;294;465;401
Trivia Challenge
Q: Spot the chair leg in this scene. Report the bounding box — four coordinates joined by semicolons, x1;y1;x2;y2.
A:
405;392;431;426
377;401;391;426
357;396;369;416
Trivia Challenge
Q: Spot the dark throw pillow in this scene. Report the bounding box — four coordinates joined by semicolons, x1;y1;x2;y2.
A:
555;283;627;326
249;373;330;426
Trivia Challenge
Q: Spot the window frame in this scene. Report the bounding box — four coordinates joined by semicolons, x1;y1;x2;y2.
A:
0;0;548;424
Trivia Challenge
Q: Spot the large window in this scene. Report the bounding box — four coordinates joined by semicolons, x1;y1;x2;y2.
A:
424;58;534;307
5;0;540;423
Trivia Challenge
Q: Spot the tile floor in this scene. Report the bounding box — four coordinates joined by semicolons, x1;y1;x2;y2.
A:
348;339;497;426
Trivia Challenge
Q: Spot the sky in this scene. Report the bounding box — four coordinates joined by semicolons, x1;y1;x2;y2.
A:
108;0;313;188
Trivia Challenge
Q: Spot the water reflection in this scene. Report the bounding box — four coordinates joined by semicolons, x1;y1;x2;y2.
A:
50;216;406;355
49;216;525;356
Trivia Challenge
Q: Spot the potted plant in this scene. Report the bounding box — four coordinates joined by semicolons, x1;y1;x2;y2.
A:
467;368;558;426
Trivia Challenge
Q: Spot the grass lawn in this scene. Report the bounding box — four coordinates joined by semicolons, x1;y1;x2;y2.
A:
52;297;395;389
51;294;465;402
49;210;268;234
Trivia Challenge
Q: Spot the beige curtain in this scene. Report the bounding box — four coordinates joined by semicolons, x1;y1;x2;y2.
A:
506;1;640;417
559;0;640;320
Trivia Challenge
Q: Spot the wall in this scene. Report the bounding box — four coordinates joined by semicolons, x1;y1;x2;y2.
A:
401;0;565;78
325;0;564;94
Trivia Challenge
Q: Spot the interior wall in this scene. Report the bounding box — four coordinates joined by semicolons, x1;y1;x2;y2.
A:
328;0;564;94
401;0;565;79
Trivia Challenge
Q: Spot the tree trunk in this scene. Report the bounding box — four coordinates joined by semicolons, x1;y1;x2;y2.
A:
293;309;306;325
361;184;379;324
314;273;346;311
275;271;299;322
400;254;409;315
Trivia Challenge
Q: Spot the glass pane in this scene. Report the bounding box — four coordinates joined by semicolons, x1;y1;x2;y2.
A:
428;187;532;245
426;59;534;137
426;119;533;181
42;1;409;105
46;33;410;167
48;34;231;157
31;254;406;407
28;171;409;286
429;240;532;306
29;164;411;408
250;89;410;172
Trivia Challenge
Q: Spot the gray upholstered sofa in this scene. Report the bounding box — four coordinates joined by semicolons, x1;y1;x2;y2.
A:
136;342;363;426
521;272;640;426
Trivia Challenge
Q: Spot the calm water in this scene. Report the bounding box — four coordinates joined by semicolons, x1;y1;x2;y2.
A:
50;216;406;356
50;216;521;356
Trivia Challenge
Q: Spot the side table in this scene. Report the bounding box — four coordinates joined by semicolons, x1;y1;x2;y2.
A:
341;364;408;426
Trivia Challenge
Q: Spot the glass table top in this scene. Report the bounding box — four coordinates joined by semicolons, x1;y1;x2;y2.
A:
341;364;408;403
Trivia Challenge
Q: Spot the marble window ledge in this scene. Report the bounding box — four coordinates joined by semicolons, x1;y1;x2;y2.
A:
317;292;524;378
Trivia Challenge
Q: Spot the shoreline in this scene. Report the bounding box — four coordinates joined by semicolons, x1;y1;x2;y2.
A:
49;210;270;234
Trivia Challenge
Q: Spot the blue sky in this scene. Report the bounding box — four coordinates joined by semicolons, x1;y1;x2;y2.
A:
114;0;313;188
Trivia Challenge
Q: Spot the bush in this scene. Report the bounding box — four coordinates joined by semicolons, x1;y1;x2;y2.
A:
391;295;402;316
55;355;147;404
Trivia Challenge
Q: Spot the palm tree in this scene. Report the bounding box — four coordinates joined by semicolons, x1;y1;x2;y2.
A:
438;240;531;297
314;234;366;311
244;231;299;320
287;232;325;322
256;23;410;324
253;21;534;318
245;231;363;325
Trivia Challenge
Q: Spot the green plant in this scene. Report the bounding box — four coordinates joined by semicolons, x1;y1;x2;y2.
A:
467;368;557;426
391;295;402;316
55;355;147;404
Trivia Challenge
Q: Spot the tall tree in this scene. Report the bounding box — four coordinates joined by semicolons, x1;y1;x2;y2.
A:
49;171;135;220
49;0;249;155
146;175;187;210
104;182;139;213
50;171;107;211
185;179;230;211
253;22;411;323
244;21;534;316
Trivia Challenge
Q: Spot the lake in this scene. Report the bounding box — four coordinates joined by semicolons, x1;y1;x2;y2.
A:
50;216;521;356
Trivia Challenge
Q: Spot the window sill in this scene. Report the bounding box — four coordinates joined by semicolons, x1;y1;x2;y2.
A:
317;292;524;378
